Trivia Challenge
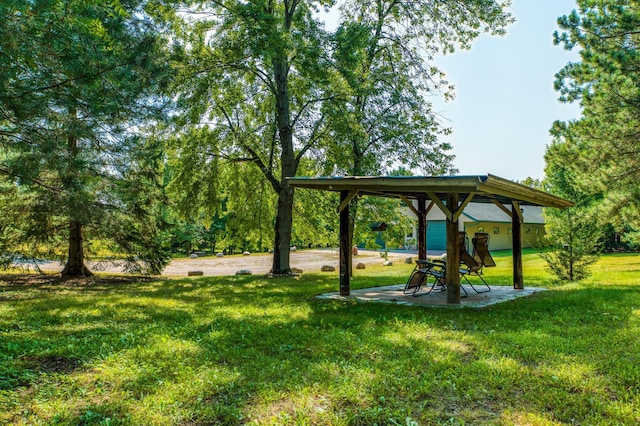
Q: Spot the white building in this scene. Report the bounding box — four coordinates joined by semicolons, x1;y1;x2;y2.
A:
405;202;546;251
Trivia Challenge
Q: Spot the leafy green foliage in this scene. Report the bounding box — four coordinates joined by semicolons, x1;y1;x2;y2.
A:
165;0;337;273
2;252;640;424
164;0;513;273
165;141;277;254
353;197;414;250
0;0;172;275
326;0;513;177
292;187;340;248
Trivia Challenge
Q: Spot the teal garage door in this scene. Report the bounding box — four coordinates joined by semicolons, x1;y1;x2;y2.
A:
426;221;446;251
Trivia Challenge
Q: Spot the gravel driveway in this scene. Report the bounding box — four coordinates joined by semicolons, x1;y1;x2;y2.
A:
34;249;414;277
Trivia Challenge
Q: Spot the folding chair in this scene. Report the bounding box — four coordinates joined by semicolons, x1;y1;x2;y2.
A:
403;259;447;297
459;232;491;293
472;232;496;267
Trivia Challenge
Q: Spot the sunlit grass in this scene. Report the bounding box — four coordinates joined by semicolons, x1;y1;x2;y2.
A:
1;251;640;424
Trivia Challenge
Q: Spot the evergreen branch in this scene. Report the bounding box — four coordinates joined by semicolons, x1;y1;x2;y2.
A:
580;27;640;41
8;59;140;100
0;165;62;193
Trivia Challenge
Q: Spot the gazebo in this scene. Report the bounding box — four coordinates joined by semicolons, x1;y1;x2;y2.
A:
287;174;574;304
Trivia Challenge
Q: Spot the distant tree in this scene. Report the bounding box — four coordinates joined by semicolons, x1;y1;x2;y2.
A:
0;1;171;276
519;177;544;190
203;215;228;254
354;197;415;250
539;207;601;282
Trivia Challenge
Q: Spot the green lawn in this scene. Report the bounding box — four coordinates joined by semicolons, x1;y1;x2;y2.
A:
1;251;640;425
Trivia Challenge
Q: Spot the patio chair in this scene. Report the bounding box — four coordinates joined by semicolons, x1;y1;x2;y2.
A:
459;232;491;293
472;232;496;267
403;259;447;297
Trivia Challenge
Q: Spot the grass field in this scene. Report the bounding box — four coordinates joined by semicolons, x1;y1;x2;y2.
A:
1;251;639;425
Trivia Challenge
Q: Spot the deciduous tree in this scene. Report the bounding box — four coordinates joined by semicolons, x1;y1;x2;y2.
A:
166;0;512;275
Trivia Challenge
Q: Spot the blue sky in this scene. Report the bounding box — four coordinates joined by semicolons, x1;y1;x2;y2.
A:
431;0;581;181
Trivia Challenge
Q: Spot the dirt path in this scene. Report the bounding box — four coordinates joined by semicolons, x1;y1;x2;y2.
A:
34;249;415;277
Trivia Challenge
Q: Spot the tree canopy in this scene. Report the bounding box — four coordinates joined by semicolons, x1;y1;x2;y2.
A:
166;0;513;273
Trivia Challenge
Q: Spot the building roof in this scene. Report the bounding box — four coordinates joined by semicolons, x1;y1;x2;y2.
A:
287;174;573;209
461;204;545;224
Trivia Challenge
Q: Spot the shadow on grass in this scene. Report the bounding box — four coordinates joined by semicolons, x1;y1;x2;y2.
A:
1;274;639;424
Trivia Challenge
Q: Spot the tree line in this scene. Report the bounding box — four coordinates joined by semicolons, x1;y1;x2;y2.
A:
3;0;636;281
0;0;512;276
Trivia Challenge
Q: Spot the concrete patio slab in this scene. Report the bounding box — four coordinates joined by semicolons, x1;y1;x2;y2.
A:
317;284;546;308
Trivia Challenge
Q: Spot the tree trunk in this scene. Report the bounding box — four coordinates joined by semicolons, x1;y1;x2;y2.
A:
61;114;92;278
272;182;294;274
271;56;295;275
61;220;92;277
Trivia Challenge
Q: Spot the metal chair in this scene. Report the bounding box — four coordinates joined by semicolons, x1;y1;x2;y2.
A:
459;232;491;293
404;259;446;297
404;259;469;297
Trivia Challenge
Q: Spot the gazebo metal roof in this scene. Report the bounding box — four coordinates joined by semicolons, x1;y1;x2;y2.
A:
286;174;573;209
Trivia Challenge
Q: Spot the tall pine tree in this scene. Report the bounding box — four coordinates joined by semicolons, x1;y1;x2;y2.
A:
552;1;640;240
0;0;171;276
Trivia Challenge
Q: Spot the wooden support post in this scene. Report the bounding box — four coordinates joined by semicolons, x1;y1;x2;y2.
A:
446;193;461;304
339;191;351;296
417;197;427;261
512;203;524;289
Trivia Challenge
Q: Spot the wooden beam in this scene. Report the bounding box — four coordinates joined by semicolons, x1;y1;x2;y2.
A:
287;175;574;209
452;192;475;222
339;191;351;296
446;192;461;304
425;200;435;216
417;198;427;261
337;190;359;213
400;195;419;217
426;191;453;221
490;198;513;218
512;202;524;289
289;176;481;194
512;201;524;222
